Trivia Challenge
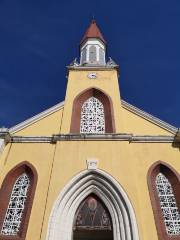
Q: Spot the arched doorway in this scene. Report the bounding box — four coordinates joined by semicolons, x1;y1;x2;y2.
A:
46;169;139;240
73;194;113;240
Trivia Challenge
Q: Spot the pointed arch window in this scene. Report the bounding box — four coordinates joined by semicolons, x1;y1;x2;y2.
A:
1;173;30;235
74;195;112;230
148;162;180;240
70;88;115;133
0;162;37;240
156;173;180;235
80;97;105;133
73;195;113;240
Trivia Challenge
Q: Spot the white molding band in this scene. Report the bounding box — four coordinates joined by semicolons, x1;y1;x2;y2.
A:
46;169;139;240
0;134;178;143
0;139;5;156
12;136;52;143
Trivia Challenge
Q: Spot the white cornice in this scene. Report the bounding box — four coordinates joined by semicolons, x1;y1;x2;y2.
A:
121;100;177;134
67;66;118;70
9;101;64;134
9;134;179;143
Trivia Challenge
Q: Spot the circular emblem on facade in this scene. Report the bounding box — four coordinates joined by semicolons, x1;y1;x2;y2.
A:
87;72;97;79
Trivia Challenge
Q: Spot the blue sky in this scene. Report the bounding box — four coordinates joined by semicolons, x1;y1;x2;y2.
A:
0;0;179;128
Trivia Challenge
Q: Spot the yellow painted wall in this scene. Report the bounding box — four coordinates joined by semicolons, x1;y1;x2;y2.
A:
1;140;179;240
61;69;124;133
122;108;174;136
11;108;64;136
0;68;179;240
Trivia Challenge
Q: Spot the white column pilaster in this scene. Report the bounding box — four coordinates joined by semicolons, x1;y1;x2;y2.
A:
0;139;5;156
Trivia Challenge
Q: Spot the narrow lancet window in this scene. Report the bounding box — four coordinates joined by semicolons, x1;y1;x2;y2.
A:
1;173;30;235
80;97;105;133
156;173;180;235
89;46;97;63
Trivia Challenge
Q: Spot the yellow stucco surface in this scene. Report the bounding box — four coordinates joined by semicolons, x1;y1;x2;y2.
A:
11;108;64;136
122;107;174;135
61;69;124;133
0;69;179;240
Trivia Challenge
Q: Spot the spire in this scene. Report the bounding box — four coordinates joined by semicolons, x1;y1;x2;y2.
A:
80;20;106;45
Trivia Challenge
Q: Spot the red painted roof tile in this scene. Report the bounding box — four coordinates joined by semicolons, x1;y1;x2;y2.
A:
80;20;106;44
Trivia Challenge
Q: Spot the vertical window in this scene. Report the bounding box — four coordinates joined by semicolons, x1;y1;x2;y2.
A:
70;88;115;133
156;173;180;235
99;47;105;65
80;97;105;133
89;46;97;63
1;173;30;235
148;162;180;240
81;48;87;64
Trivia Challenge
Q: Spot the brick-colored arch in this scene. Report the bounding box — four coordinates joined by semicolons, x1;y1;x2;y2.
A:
0;161;38;240
70;88;115;133
147;161;180;240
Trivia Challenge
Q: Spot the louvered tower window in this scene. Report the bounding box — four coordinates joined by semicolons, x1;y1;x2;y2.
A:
89;46;97;63
80;97;105;133
156;173;180;235
1;173;30;235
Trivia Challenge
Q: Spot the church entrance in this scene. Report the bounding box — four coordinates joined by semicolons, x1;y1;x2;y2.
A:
73;194;113;240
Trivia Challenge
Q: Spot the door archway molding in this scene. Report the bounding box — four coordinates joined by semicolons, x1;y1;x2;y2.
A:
46;169;139;240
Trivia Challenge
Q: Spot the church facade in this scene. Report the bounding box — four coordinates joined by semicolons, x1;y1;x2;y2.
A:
0;20;180;240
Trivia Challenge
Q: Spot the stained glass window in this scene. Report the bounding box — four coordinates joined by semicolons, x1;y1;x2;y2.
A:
80;97;105;134
74;195;112;230
1;173;30;235
156;173;180;235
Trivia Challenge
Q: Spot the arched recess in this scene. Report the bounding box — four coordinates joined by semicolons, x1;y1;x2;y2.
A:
73;194;113;240
70;88;115;133
46;169;139;240
147;161;180;240
0;161;38;240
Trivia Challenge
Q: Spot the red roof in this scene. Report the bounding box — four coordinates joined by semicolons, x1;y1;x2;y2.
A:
80;20;106;45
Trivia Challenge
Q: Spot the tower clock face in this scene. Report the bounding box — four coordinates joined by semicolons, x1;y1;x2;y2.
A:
87;72;97;79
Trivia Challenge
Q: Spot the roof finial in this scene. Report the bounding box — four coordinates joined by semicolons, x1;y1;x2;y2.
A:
92;14;95;23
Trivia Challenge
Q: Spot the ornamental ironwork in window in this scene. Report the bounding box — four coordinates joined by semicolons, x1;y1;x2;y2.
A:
156;173;180;235
74;195;112;230
80;97;105;134
1;173;30;235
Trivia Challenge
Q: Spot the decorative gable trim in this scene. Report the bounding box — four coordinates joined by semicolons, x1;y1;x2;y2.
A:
9;101;64;134
8;99;177;135
121;100;177;134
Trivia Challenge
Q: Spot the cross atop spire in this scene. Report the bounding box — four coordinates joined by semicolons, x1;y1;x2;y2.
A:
80;20;106;45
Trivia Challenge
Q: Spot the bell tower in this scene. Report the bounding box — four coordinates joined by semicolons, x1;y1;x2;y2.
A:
60;20;123;134
80;20;106;66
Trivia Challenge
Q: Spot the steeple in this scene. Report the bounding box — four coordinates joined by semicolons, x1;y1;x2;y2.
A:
80;20;106;45
80;20;106;66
